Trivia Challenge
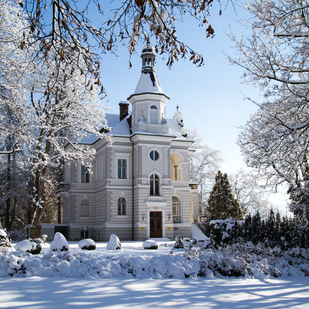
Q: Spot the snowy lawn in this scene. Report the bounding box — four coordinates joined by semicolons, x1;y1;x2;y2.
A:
0;277;309;308
1;241;309;308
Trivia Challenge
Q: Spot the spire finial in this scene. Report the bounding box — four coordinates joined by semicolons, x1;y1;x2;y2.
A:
141;44;156;73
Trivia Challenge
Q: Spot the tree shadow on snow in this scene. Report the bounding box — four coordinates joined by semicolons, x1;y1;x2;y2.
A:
0;277;308;308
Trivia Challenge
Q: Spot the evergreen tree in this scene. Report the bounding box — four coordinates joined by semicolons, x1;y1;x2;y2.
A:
265;209;276;247
251;211;262;245
207;171;243;221
279;216;290;249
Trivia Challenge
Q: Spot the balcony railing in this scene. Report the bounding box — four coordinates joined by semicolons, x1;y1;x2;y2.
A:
173;215;182;223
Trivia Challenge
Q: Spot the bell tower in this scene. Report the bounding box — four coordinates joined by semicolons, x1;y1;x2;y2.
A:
128;45;170;134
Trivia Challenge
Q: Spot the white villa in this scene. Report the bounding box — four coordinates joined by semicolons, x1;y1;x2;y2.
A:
60;46;198;241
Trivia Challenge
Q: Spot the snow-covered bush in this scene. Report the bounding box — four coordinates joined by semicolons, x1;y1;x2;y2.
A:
106;234;121;250
2;240;309;279
50;232;69;252
173;235;184;249
0;229;12;252
78;238;96;250
15;240;42;254
6;229;26;242
209;219;235;245
143;240;158;249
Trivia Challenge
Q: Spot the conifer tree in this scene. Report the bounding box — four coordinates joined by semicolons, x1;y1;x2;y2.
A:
251;211;262;245
243;213;252;241
207;171;243;221
265;209;276;247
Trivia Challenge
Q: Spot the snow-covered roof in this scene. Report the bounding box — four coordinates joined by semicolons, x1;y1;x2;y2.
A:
134;71;163;94
167;118;188;140
77;113;189;145
106;114;131;137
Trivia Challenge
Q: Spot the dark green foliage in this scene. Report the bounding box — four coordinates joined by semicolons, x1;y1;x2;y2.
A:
222;209;309;250
27;238;43;254
28;241;42;254
207;171;243;220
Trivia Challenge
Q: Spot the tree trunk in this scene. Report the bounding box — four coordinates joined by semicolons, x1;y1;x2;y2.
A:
32;207;44;238
5;153;11;229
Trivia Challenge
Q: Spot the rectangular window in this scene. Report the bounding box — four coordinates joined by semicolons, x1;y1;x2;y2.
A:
118;159;127;179
81;165;90;183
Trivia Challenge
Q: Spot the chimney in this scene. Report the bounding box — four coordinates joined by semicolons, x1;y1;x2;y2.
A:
119;101;129;121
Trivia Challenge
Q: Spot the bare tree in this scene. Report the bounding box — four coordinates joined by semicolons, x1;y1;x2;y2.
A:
229;0;309;217
188;129;222;215
229;168;272;218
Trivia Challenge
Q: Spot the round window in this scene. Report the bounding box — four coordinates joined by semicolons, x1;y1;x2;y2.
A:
149;150;159;161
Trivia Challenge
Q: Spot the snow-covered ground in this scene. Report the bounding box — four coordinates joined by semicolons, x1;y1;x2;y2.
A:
1;240;309;308
1;276;309;308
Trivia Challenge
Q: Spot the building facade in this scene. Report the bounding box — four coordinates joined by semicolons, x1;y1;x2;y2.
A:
61;46;198;241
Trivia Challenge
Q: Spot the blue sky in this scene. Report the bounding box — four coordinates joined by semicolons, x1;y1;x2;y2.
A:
96;1;288;213
99;1;258;172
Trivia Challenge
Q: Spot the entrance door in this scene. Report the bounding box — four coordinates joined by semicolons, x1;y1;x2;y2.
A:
150;211;162;238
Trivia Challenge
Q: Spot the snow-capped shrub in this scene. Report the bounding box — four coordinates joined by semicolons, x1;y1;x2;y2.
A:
0;229;12;252
15;240;42;254
6;229;26;241
50;232;69;252
143;240;158;249
173;235;184;249
106;234;121;250
78;238;96;250
209;219;235;244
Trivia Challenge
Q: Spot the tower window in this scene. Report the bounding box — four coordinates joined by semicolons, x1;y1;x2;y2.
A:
150;105;158;124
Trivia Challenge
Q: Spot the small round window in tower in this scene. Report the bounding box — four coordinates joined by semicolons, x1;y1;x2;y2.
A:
149;150;159;161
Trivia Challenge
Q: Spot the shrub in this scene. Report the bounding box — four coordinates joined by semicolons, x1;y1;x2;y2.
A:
106;234;121;250
78;238;96;250
50;232;69;252
0;229;12;252
143;240;158;249
15;240;42;254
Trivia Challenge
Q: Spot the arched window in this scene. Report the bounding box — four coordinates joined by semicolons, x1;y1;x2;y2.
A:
118;198;126;215
150;174;160;196
172;196;181;223
81;200;89;217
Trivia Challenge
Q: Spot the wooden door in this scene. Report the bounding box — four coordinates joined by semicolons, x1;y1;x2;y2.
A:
150;211;162;238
